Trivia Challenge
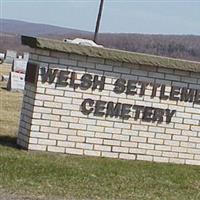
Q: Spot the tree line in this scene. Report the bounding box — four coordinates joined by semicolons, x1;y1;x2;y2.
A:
1;32;200;62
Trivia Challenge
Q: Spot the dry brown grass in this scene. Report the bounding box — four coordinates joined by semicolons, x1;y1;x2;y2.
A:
0;63;23;138
0;63;12;76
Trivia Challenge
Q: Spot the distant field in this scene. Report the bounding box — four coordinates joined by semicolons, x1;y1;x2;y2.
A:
1;63;200;200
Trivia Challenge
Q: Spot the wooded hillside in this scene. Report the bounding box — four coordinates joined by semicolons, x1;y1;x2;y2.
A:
1;32;200;62
1;18;200;62
42;33;200;62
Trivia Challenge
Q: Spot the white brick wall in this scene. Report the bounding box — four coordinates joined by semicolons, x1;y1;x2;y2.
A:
17;50;200;166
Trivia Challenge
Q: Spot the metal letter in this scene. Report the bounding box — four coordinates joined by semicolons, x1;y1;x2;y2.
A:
80;73;93;90
120;103;132;120
151;83;160;98
169;86;181;101
106;102;122;118
180;87;195;102
165;109;176;123
92;75;105;91
113;78;126;94
142;107;153;122
126;80;137;95
57;70;70;86
194;89;200;104
80;98;94;115
41;67;59;83
152;108;164;123
69;72;79;89
139;81;149;96
132;105;144;120
160;85;169;100
94;100;106;116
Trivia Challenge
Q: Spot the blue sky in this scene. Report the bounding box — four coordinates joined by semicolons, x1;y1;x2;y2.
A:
1;0;200;35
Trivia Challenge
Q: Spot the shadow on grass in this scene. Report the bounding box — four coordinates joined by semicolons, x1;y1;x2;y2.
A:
1;86;7;90
0;135;18;148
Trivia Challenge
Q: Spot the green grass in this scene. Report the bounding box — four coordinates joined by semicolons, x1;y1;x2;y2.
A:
1;64;200;199
1;145;200;199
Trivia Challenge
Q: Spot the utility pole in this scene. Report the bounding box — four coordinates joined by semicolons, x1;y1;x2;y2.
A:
94;0;104;43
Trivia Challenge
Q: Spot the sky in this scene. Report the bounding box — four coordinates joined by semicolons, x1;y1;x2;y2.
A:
0;0;200;35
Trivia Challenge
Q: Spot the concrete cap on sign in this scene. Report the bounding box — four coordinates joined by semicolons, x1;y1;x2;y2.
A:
21;35;200;73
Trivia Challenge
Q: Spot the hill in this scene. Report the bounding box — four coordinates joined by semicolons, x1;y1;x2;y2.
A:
0;18;89;36
1;18;200;62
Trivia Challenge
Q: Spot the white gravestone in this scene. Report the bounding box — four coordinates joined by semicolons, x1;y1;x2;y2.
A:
23;52;29;61
0;53;5;63
4;50;17;64
7;72;25;91
12;58;28;73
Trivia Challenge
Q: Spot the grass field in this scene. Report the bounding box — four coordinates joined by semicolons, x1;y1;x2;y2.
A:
1;64;200;199
0;64;23;140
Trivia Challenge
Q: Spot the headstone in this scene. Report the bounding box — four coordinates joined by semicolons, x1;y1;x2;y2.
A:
7;72;25;91
12;58;28;73
23;52;29;61
4;50;17;64
0;53;5;63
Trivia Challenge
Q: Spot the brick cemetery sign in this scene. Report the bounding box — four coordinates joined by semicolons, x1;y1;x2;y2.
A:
17;35;200;165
